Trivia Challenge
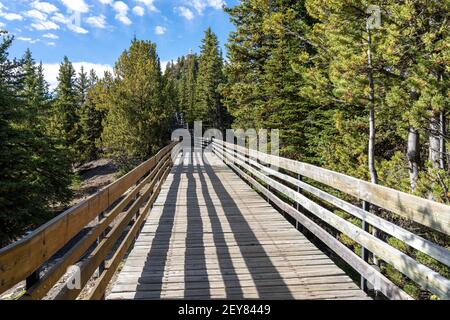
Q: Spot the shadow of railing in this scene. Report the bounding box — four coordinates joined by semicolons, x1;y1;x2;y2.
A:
194;151;244;298
183;151;211;298
134;161;182;298
200;150;293;299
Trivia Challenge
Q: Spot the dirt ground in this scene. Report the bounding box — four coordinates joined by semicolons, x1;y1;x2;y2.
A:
71;158;118;205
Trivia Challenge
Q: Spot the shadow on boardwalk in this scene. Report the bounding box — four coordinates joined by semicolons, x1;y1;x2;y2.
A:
133;150;292;299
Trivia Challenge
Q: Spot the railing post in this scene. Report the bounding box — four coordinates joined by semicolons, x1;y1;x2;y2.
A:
360;200;370;292
97;211;106;276
295;174;301;229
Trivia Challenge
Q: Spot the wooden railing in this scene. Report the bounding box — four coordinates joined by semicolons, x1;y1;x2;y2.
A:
0;141;180;300
210;138;450;300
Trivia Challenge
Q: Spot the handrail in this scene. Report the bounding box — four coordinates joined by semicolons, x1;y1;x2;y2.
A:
214;139;450;235
210;138;450;300
0;141;179;299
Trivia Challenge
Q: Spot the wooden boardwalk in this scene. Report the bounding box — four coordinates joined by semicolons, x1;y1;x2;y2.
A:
108;150;369;300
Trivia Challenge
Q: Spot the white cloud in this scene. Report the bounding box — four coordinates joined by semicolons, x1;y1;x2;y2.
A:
98;0;113;4
17;36;40;44
61;0;89;13
154;25;166;35
25;9;47;21
31;1;59;14
51;12;69;24
46;41;56;46
50;12;89;34
0;22;5;28
113;1;131;25
86;14;106;28
112;1;128;16
132;6;144;16
190;0;225;14
67;24;88;34
43;32;58;39
31;20;59;30
176;7;194;21
116;14;131;25
0;12;23;21
43;62;113;90
135;0;157;12
160;60;169;72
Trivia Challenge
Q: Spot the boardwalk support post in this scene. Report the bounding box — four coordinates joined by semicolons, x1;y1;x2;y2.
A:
295;174;302;229
360;200;370;292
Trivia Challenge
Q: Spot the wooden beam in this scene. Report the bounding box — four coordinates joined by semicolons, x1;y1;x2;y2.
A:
213;146;411;300
0;142;177;295
215;143;450;299
214;139;450;235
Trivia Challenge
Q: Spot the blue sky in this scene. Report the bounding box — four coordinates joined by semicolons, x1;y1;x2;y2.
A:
0;0;238;88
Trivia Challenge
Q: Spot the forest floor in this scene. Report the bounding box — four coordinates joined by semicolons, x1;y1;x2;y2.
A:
70;158;118;206
0;158;119;300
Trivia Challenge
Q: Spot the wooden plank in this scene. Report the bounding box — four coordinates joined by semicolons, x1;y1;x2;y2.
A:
214;139;450;235
218;147;450;299
224;143;450;267
55;157;172;300
0;142;177;295
213;146;411;300
87;165;171;300
109;288;367;300
114;273;353;286
23;151;173;300
107;150;368;300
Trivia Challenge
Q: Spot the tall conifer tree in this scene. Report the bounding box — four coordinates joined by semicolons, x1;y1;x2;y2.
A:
195;28;228;130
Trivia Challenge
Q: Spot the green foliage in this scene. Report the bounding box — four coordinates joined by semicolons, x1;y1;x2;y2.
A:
195;28;229;131
221;0;450;299
223;0;319;160
101;39;172;168
177;53;198;127
0;34;72;245
77;69;105;162
51;56;81;163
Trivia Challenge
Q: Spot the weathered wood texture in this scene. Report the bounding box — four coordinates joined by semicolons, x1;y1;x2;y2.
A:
0;142;178;298
211;139;449;300
213;139;450;236
108;151;369;300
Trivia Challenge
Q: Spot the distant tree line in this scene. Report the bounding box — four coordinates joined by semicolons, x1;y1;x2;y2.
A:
165;27;231;131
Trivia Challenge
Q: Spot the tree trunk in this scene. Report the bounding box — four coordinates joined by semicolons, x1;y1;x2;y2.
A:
439;110;445;170
429;111;440;169
366;25;380;268
407;126;420;192
366;27;378;184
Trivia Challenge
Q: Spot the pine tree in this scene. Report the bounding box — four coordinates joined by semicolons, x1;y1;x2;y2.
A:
222;0;273;130
52;56;81;163
222;1;316;159
101;39;172;170
77;69;105;161
195;28;228;131
380;1;450;200
0;35;71;245
76;66;89;107
179;53;198;128
163;63;180;129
